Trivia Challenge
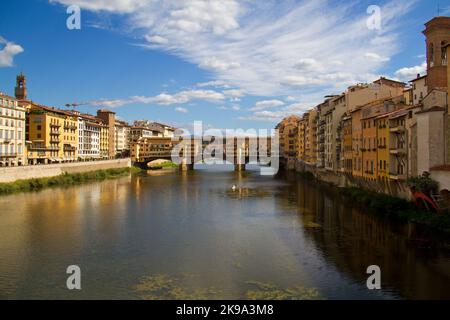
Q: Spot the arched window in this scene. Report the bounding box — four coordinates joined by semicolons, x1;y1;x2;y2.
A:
442;41;448;66
429;43;434;66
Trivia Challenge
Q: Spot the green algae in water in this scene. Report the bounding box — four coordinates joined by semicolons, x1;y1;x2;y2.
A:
245;281;321;300
135;274;321;300
135;274;224;300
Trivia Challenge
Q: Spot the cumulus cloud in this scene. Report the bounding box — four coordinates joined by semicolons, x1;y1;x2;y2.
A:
50;0;417;117
242;102;310;121
49;0;147;13
250;100;285;111
394;62;426;82
90;89;225;107
364;52;390;62
175;107;188;113
0;36;24;67
199;57;240;71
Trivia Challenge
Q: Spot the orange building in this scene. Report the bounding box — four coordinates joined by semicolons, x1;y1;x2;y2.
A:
351;106;363;178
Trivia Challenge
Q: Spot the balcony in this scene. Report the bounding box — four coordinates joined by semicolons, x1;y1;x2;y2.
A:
28;146;48;151
50;138;60;143
50;131;60;135
0;153;18;158
390;126;405;133
2;139;11;144
390;148;407;155
64;124;77;130
64;145;76;151
50;123;61;128
389;173;407;180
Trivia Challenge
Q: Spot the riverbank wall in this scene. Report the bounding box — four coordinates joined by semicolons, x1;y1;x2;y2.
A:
290;160;412;200
0;159;131;183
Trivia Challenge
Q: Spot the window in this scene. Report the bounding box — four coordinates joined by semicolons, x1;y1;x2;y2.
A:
429;43;434;66
442;42;448;65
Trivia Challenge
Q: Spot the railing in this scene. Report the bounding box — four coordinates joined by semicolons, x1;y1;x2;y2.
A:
0;153;18;158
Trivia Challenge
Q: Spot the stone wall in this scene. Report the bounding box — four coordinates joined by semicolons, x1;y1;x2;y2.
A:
431;170;450;191
295;160;411;200
0;159;131;183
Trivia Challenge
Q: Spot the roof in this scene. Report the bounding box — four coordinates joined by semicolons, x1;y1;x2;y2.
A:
410;74;427;82
97;109;116;114
416;106;446;114
0;92;18;100
430;165;450;172
373;76;406;87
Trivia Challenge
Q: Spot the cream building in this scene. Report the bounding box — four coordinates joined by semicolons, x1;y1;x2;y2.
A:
410;74;428;105
76;113;102;159
115;120;130;156
0;93;26;166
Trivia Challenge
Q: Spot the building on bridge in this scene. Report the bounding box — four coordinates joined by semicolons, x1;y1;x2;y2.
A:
130;137;178;163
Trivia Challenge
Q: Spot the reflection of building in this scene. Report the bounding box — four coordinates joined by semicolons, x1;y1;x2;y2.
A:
0;93;26;166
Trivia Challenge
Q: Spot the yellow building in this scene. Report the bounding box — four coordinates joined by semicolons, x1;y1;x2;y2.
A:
100;124;109;159
305;108;317;166
341;113;353;175
276;115;301;168
351;106;363;178
361;113;377;181
131;137;176;163
23;102;78;164
297;115;307;162
375;112;390;180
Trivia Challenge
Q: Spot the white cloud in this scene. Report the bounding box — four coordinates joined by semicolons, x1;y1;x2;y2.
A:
51;0;417;113
199;57;240;71
175;107;188;113
364;52;390;62
145;35;169;45
250;99;284;111
196;80;231;88
90;89;225;107
0;36;24;67
394;62;426;82
217;104;240;111
49;0;147;13
223;89;245;99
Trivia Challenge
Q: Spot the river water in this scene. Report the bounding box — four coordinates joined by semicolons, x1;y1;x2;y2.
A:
1;167;450;299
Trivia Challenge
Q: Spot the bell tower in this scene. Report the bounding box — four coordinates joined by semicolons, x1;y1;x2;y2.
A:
423;17;450;93
15;73;27;100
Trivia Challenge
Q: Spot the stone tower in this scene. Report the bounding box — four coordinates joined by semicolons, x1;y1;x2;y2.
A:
97;109;116;159
14;73;27;100
423;16;450;93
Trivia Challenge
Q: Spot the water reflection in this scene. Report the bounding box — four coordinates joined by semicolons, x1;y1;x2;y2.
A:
0;170;450;299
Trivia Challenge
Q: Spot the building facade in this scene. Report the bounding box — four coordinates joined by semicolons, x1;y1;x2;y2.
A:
0;93;26;166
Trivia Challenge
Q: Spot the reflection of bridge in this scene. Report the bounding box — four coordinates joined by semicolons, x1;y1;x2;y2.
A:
131;136;275;171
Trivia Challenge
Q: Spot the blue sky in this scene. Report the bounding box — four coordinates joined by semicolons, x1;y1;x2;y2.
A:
0;0;448;130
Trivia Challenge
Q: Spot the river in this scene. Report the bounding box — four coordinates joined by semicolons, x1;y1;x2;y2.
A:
1;167;450;299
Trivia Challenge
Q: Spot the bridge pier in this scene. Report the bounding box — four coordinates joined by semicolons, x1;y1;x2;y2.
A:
234;164;245;171
180;158;194;171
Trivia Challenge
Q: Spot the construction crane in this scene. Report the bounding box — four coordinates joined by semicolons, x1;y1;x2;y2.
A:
64;102;88;112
